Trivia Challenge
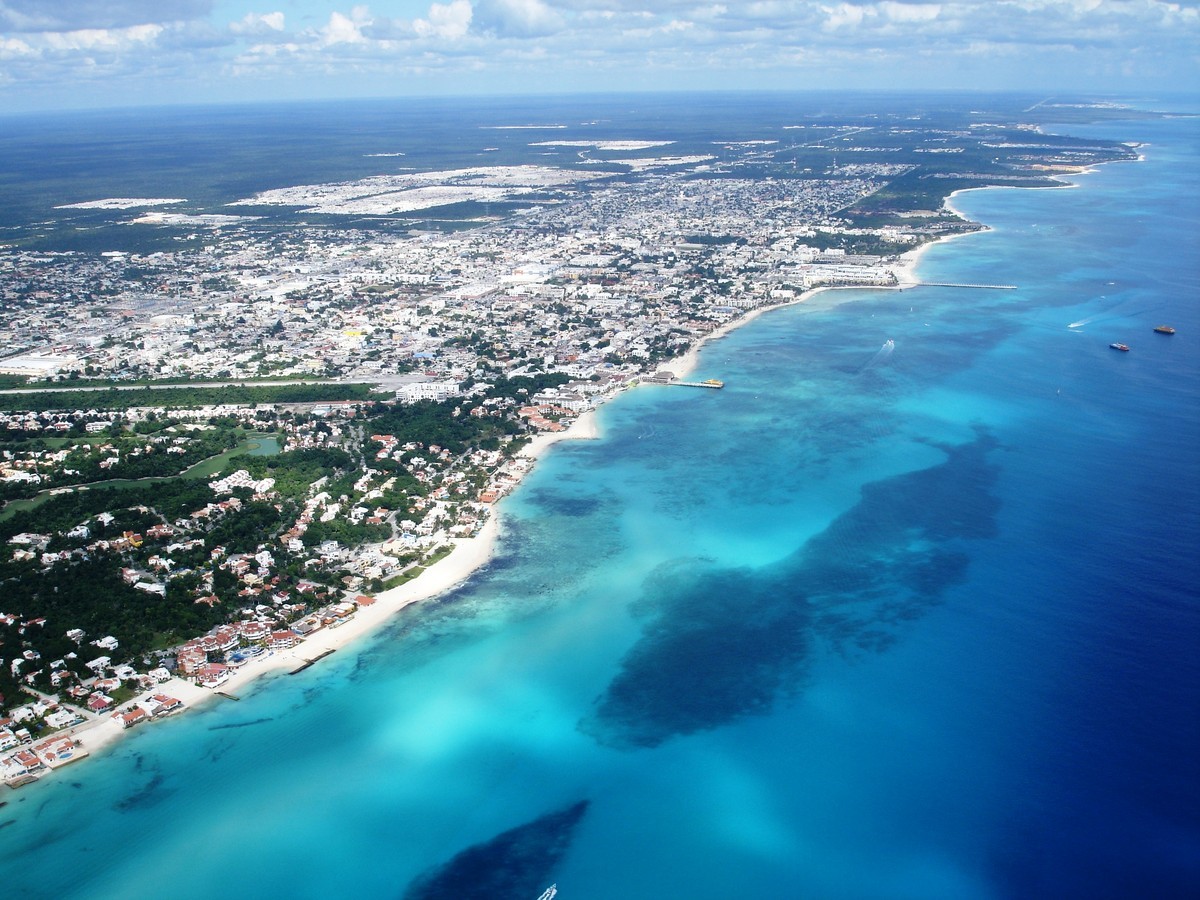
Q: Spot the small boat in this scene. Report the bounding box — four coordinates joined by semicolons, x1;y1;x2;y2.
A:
536;886;558;900
1153;325;1175;334
1109;342;1130;352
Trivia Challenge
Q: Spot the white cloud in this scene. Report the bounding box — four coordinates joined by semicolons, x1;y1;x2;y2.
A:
413;0;474;39
822;3;867;29
41;24;164;52
322;7;372;45
474;0;565;36
1;0;1197;110
879;2;941;22
0;0;211;32
0;35;36;58
230;11;284;36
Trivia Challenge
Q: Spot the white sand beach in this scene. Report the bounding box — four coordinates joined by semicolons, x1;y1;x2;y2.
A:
49;410;604;764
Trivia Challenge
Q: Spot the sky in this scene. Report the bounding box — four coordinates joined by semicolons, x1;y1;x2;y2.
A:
0;0;1197;112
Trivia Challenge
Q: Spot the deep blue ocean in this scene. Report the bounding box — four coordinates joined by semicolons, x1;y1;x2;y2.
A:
0;97;1196;899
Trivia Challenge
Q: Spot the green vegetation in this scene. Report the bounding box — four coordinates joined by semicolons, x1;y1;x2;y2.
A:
680;234;745;246
6;557;228;660
377;544;453;591
0;426;280;510
483;373;570;400
0;480;209;543
301;518;390;549
236;447;355;500
203;500;291;555
0;431;389;701
365;399;514;455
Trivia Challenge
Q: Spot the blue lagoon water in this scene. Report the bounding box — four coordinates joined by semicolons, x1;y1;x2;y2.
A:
0;103;1197;898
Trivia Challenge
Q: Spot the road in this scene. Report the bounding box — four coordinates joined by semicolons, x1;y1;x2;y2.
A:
0;378;373;396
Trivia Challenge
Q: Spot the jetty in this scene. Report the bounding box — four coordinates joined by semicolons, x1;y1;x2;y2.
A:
666;379;724;389
289;648;336;675
911;281;1017;290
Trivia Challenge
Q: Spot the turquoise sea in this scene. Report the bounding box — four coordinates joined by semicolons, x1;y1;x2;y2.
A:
0;101;1197;898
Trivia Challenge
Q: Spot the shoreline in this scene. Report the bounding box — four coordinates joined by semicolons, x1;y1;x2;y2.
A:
12;159;1127;782
663;165;1114;384
40;411;605;765
663;236;938;382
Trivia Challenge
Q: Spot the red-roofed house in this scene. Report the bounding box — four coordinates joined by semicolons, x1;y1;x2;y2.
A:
148;694;183;716
115;707;149;729
196;663;230;687
33;735;87;768
176;648;207;676
239;620;271;643
269;630;299;651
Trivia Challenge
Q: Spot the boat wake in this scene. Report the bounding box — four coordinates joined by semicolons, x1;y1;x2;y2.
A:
1068;297;1163;329
859;339;895;372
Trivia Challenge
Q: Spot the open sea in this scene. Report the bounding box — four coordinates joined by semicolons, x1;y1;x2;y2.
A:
0;96;1197;898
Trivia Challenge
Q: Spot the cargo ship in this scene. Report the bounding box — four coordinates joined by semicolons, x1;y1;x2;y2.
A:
1153;325;1176;334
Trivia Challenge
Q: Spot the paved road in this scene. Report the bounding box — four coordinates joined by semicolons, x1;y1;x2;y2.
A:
0;379;371;396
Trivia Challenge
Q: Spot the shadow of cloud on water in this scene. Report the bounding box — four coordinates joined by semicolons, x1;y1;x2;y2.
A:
581;427;1001;749
401;800;588;900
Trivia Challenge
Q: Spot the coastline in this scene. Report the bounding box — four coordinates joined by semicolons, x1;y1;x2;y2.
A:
2;104;1189;900
664;164;1117;384
663;236;937;382
32;279;879;769
17;159;1126;781
44;410;604;765
188;161;1125;711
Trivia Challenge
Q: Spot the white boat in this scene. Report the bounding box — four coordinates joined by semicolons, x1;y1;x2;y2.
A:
536;886;558;900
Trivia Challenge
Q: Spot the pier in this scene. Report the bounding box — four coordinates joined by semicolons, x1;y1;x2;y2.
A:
911;281;1017;290
666;379;725;389
289;648;336;674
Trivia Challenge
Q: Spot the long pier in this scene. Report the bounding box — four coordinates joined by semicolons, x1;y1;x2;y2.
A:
911;281;1017;290
666;380;724;390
